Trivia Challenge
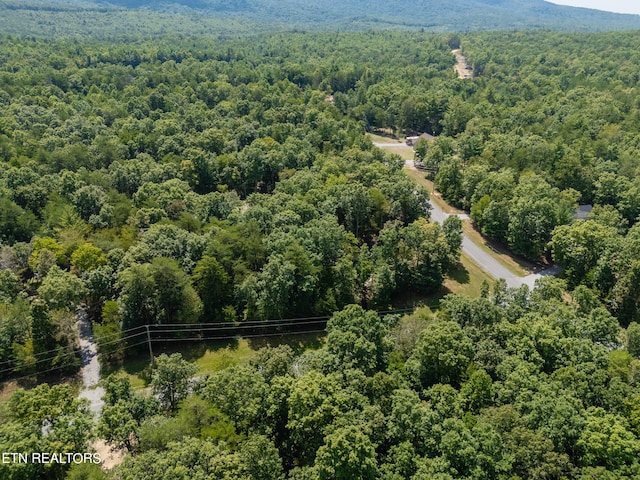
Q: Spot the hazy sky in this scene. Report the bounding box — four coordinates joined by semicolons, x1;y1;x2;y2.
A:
546;0;640;15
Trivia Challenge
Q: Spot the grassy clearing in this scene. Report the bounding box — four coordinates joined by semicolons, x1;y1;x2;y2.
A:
104;332;327;388
191;333;326;375
102;354;150;390
392;252;496;310
193;339;256;373
385;145;417;159
103;340;254;390
372;141;416;161
368;133;417;160
461;222;532;276
0;381;19;404
444;252;495;297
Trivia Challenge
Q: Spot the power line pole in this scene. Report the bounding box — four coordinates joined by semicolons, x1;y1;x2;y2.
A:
146;325;154;365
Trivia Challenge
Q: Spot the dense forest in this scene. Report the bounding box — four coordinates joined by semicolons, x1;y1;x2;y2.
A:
0;29;640;478
0;32;465;382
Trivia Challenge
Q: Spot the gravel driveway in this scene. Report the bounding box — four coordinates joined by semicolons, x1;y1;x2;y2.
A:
76;309;105;418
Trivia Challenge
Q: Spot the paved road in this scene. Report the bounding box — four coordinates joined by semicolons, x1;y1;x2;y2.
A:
77;309;104;418
373;143;561;288
405;160;558;289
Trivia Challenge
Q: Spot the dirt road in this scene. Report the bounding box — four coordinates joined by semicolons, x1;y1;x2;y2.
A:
452;49;473;79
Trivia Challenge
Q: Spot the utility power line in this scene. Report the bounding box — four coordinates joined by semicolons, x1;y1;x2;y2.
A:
0;330;148;375
0;324;147;367
0;329;326;384
0;307;410;381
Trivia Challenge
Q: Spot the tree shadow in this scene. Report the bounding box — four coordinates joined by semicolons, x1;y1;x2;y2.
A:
247;332;326;355
370;127;398;139
101;351;150;379
9;370;81;392
391;285;454;311
447;260;471;285
471;229;539;271
156;339;236;363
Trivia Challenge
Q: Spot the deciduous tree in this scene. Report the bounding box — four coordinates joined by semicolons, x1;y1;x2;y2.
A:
151;353;196;411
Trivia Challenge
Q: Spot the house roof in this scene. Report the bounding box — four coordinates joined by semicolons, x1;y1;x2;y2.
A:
575;204;593;220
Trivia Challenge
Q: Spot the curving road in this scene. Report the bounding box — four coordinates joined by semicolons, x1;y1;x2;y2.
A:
397;155;560;289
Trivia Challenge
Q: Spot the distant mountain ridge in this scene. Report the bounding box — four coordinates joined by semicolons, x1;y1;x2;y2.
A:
93;0;640;28
2;0;640;37
91;0;640;24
